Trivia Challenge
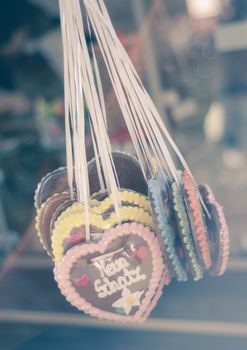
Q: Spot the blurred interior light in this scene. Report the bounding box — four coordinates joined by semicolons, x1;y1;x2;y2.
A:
204;102;225;143
186;0;223;19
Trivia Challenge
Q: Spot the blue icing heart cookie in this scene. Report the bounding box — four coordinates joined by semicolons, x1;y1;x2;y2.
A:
148;171;187;282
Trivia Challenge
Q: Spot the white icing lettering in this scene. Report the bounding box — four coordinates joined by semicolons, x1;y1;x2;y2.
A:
94;279;110;298
93;257;130;278
95;265;147;298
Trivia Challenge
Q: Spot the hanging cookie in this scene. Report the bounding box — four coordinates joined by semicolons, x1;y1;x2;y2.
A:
199;184;229;276
54;223;166;322
148;171;188;282
171;180;203;281
182;170;212;270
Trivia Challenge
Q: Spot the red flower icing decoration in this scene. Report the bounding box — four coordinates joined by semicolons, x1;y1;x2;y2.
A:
132;245;147;260
69;229;85;244
75;274;90;287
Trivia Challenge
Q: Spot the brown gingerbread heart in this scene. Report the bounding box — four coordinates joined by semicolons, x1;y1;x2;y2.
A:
54;222;165;323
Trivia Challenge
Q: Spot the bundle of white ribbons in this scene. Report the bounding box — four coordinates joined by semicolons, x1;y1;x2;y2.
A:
59;0;191;240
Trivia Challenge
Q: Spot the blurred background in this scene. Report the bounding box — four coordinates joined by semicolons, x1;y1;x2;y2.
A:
1;0;247;349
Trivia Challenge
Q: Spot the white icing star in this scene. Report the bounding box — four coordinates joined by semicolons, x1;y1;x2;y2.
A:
112;288;144;315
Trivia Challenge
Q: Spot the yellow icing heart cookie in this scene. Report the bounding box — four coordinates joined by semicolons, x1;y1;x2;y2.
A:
52;205;154;264
54;190;151;227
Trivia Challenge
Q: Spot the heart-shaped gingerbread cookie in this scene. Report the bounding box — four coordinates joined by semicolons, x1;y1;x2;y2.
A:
88;151;148;196
52;191;153;264
34;167;72;209
199;184;229;276
54;222;165;323
34;151;148;212
183;170;212;270
148;171;187;282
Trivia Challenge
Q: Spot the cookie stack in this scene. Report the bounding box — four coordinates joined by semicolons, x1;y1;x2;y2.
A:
148;170;229;283
34;152;229;323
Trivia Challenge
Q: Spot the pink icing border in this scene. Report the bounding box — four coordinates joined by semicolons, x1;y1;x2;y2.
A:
54;222;165;323
203;184;230;276
140;269;171;323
